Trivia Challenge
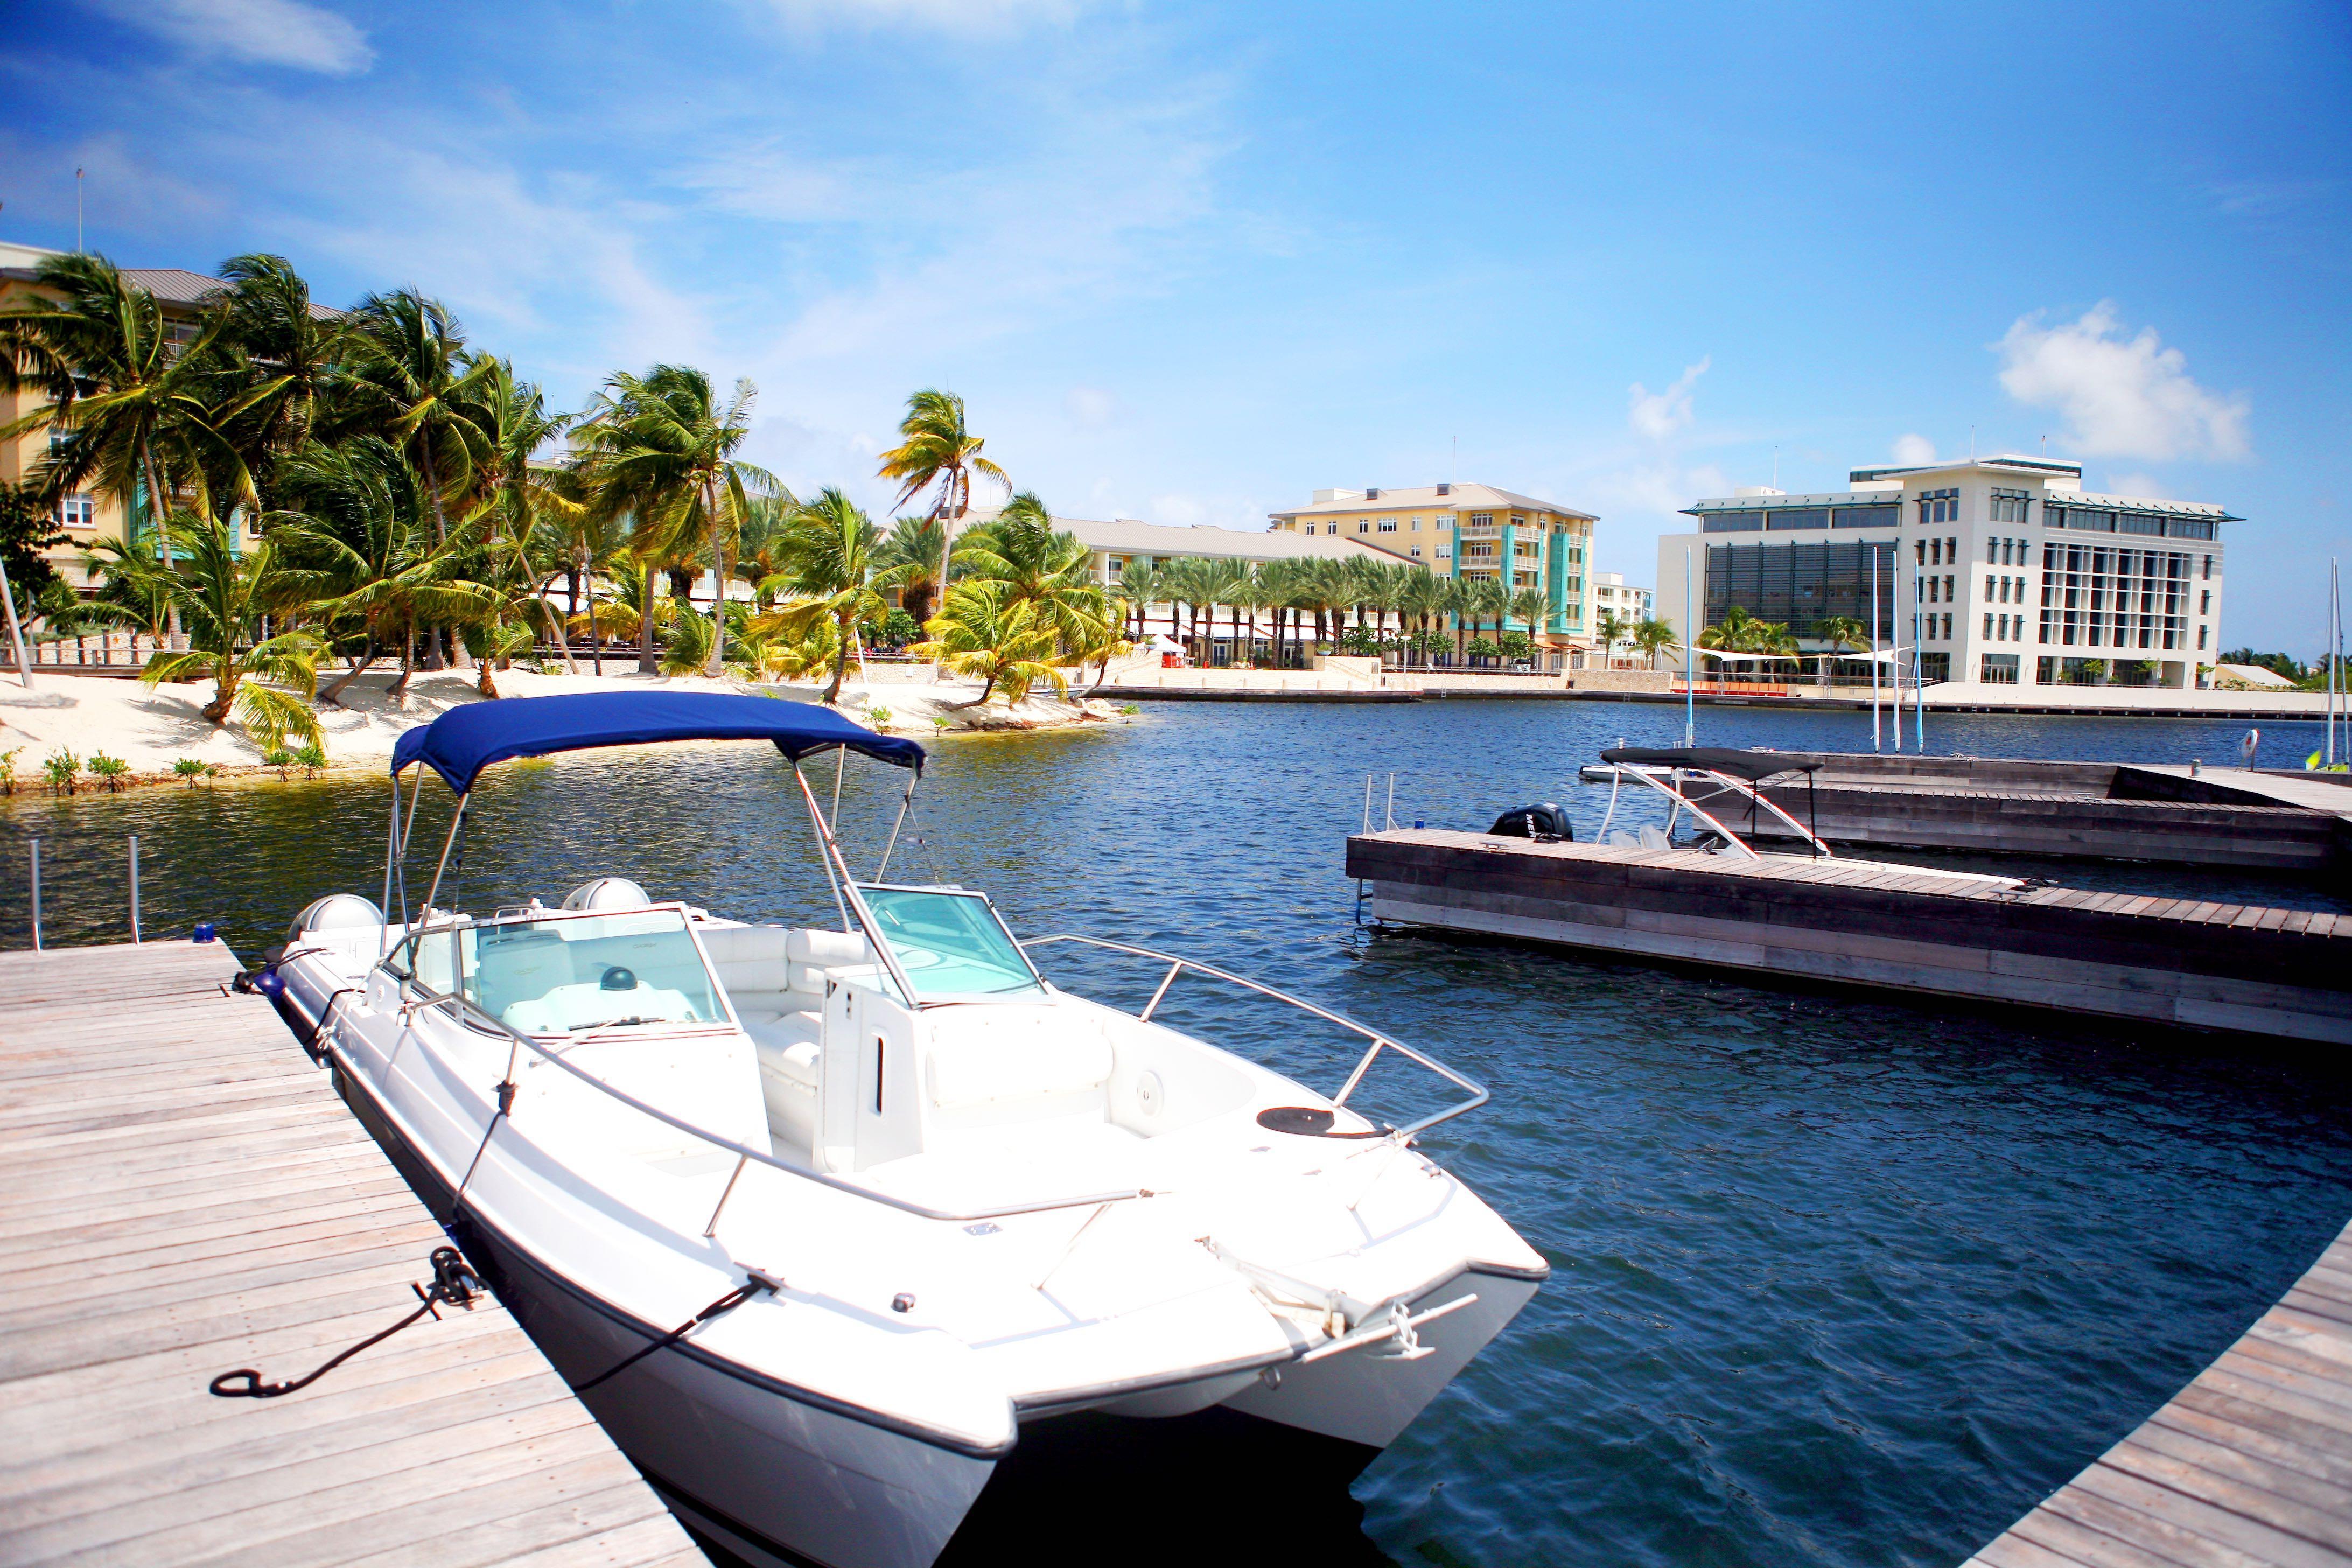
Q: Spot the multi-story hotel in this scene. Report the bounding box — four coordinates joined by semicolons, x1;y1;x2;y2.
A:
1266;483;1600;650
1592;573;1652;626
1655;456;2232;691
0;240;254;591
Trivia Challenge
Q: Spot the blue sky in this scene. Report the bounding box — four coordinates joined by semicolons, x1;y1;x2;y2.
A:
5;1;2348;653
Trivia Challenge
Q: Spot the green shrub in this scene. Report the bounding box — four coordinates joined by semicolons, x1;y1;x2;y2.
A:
931;716;955;730
0;747;20;795
1118;703;1141;716
866;705;893;728
88;752;129;789
263;746;294;780
292;743;328;778
172;757;207;785
42;748;78;793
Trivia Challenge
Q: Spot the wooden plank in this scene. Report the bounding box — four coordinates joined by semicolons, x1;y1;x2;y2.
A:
0;943;695;1568
1969;1217;2352;1568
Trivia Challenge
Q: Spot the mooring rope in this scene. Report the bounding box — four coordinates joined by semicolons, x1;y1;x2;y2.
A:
209;1247;485;1399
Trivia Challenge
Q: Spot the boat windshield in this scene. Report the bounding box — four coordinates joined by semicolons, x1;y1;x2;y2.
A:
438;908;729;1036
855;885;1044;1000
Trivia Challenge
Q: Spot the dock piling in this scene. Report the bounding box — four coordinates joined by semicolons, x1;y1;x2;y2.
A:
128;834;141;944
26;838;38;953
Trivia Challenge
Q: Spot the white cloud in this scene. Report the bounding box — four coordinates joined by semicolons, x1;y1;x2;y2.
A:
1892;433;1935;465
1996;303;2250;461
1628;357;1709;440
83;0;373;74
2106;472;2166;500
1065;386;1116;430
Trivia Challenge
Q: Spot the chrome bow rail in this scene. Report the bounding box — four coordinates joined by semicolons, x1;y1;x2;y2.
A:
1019;933;1489;1139
369;984;1150;1234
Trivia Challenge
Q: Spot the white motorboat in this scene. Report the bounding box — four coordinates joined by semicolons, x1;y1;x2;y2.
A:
271;692;1547;1568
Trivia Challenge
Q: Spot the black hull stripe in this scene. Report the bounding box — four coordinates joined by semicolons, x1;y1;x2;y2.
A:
328;1053;1014;1460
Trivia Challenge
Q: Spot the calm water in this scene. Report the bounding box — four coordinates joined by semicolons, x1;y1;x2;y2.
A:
6;700;2350;1567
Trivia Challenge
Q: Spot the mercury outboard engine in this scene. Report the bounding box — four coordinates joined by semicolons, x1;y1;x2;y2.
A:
1487;803;1572;842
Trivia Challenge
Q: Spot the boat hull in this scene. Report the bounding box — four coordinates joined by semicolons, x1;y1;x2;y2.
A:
329;1058;997;1568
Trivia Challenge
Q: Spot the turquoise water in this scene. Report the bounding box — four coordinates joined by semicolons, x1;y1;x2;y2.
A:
6;700;2349;1566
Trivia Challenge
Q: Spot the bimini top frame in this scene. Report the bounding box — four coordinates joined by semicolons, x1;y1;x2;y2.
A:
381;692;931;1002
1588;746;1832;860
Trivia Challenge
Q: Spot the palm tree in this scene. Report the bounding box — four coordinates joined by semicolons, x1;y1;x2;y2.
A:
953;492;1109;657
875;514;949;626
458;359;580;671
910;581;1066;709
120;512;324;746
1212;558;1258;666
1157;556;1219;666
267;436;496;701
1397;569;1450;668
1460;578;1509;664
572;365;776;677
331;290;492;668
756;487;888;704
876;389;1006;626
1257;558;1306;668
1594;607;1628;667
734;493;797;608
1114;558;1165;643
1632;615;1679;671
0;253;253;613
1815;614;1869;687
205;253;346;502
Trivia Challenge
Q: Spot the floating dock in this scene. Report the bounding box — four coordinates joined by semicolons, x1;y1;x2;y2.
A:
1347;830;2352;1042
1728;755;2352;874
0;940;701;1567
1967;1215;2352;1568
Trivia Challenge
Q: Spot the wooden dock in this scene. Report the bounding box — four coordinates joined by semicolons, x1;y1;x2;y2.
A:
1721;753;2352;874
0;940;703;1567
1347;830;2352;1042
1968;1215;2352;1568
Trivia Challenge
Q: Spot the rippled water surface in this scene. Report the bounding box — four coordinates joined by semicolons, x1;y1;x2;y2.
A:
7;699;2351;1567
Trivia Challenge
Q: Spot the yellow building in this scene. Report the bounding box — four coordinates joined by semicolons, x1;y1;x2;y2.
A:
1;240;234;592
1266;482;1600;645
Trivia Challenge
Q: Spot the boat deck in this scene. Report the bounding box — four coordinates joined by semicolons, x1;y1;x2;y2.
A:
0;939;703;1567
1968;1216;2352;1568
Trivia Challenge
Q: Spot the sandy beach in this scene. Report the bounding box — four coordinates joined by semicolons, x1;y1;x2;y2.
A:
0;667;1130;790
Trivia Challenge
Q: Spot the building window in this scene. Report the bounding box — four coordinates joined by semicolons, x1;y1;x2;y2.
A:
1982;653;2019;684
1917;487;1959;525
1990;488;2032;523
2199;625;2209;649
2202;555;2213;580
1437;548;1451;560
1832;503;1899;529
1378;517;1397;533
2199;590;2210;614
1468;513;1494;527
1357;519;1370;533
1410;516;1421;531
1437;516;1451;530
55;494;96;530
1461;542;1496;558
1410;548;1422;558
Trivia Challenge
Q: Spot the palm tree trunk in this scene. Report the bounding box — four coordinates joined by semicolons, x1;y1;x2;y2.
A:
824;612;850;704
637;570;657;675
589;598;602;677
704;475;726;678
414;439;452;671
319;637;379;705
138;438;183;642
539;581;578;673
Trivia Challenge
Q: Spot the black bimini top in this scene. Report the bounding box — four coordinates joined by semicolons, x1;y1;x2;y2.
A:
1598;747;1821;783
391;691;926;794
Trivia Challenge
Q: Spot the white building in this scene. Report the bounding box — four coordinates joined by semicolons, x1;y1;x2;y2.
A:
1592;573;1652;625
1655;456;2232;693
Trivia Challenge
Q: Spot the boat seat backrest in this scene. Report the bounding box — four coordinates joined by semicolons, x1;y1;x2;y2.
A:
786;928;873;998
695;923;794;1019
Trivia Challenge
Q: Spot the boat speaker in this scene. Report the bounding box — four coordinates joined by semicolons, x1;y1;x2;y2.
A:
562;877;650;911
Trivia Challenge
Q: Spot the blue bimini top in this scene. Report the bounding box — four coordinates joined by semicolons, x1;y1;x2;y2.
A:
390;690;926;794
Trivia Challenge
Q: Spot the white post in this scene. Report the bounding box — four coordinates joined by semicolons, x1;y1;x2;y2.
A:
0;552;34;691
1913;559;1926;752
29;838;40;953
1683;546;1696;748
129;835;141;944
1870;546;1881;753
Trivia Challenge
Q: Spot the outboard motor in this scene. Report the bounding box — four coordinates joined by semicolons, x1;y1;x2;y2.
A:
285;893;385;942
563;877;651;911
1487;804;1573;842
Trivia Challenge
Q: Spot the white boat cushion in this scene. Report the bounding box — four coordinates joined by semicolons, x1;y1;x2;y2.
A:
786;928;873;996
926;1026;1114;1111
744;1010;824;1088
